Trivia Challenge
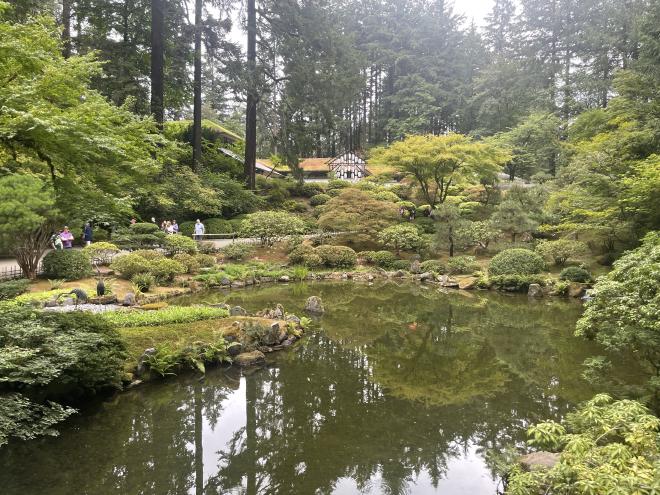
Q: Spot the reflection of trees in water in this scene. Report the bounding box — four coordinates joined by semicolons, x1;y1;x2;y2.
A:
0;372;236;495
1;283;619;495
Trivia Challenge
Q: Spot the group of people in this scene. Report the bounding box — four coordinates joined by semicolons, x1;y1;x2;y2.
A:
398;207;416;221
50;223;93;250
160;219;179;234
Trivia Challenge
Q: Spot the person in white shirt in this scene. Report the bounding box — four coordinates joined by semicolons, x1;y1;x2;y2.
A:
194;219;205;240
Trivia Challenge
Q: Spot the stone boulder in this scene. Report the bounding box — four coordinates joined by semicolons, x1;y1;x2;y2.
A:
220;277;231;286
393;270;407;278
410;259;421;274
234;350;266;367
528;283;543;297
122;292;136;306
304;296;325;314
135;347;157;377
458;277;477;290
229;306;248;316
519;451;560;472
568;283;587;298
285;314;301;324
231;280;245;288
278;275;290;282
418;272;433;282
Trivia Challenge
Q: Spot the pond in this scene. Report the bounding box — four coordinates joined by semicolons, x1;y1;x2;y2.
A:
0;282;636;494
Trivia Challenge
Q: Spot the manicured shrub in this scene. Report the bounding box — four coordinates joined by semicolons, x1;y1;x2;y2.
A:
288;244;323;267
447;255;479;275
221;242;255;261
113;222;165;249
0;279;30;300
373;190;400;202
163;235;198;255
489;274;546;292
391;259;411;271
173;253;200;273
536;239;588;266
559;266;592;283
489;248;545;275
147;258;186;282
326;188;342;197
299;182;326;197
178;221;195;237
413;216;435;234
240;211;306;246
315;245;357;268
327;179;351;190
282;200;307;212
82;242;120;265
378;224;423;254
131;272;156;292
204;217;233;234
110;253;185;282
42;250;92;281
310;193;331;206
194;253;216;268
419;260;446;274
369;250;398;268
131;249;164;260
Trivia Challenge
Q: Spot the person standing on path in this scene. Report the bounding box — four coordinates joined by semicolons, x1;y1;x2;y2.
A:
172;220;179;234
60;226;74;249
194;219;205;241
83;222;93;246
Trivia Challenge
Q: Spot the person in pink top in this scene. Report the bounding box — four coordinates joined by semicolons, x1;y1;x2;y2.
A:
60;226;74;249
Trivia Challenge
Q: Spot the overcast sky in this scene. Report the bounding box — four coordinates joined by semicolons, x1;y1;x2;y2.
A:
452;0;494;26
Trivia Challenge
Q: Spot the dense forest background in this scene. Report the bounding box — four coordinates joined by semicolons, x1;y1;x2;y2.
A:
2;0;659;248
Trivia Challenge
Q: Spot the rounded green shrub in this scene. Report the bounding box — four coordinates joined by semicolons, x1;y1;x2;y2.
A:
42;250;92;281
489;248;545;276
131;273;156;292
559;266;592;283
391;259;411;271
310;193;331;206
194;254;216;268
419;260;446;274
131;249;164;260
447;255;479;275
173;253;200;273
163;235;198;255
288;244;322;267
178;221;195;237
147;258;186;282
299;182;326;197
204;218;233;234
370;250;397;268
110;253;150;279
315;245;357;268
373;190;400;202
327;179;351;190
282;200;307;212
129;222;160;234
221;242;255;261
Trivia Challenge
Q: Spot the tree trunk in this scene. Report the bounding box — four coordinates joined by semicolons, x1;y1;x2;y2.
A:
244;0;257;190
192;0;203;171
150;0;165;126
62;0;72;58
449;226;454;257
245;374;257;495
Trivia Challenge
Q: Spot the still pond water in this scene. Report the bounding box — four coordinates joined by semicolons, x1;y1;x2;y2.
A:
0;282;625;494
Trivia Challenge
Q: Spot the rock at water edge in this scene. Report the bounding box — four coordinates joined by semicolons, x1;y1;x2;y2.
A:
528;283;543;297
235;350;266;367
304;296;325;314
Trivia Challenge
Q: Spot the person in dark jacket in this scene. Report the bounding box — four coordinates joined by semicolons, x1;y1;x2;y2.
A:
83;222;93;246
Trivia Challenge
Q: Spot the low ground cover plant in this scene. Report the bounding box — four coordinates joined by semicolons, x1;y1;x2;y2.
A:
221;242;255;261
446;255;479;275
110;253;186;282
100;305;229;328
0;279;30;300
559;266;592;283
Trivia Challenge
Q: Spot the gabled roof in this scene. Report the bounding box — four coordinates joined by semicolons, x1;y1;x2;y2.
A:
218;148;284;177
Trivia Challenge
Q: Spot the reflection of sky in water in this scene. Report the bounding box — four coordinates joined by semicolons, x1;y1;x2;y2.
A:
1;282;636;495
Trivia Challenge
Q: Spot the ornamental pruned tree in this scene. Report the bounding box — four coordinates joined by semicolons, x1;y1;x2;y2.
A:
372;134;509;207
377;224;423;256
